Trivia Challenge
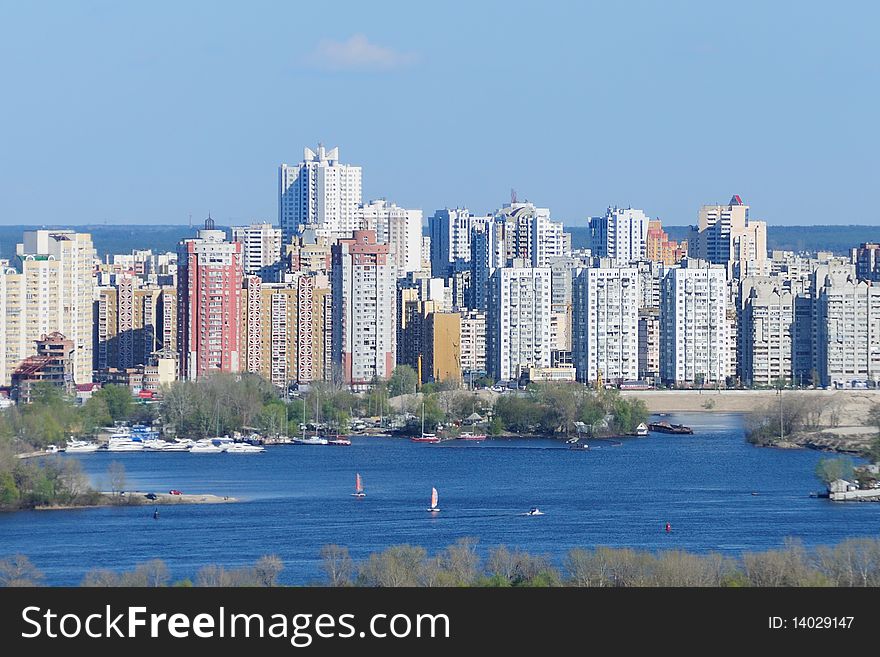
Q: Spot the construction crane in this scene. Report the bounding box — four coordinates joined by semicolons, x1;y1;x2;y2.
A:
595;369;604;391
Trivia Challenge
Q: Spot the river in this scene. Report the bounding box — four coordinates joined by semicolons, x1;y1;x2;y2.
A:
1;412;877;585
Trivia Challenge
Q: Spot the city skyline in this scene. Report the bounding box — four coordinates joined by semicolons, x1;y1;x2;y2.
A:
1;3;878;227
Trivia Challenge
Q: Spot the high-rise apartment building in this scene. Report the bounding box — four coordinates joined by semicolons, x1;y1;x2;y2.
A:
231;223;283;277
589;207;650;263
278;145;362;242
572;264;640;384
241;274;332;388
331;230;396;386
638;308;661;382
814;271;880;387
459;310;487;378
1;230;96;386
95;281;175;371
688;195;767;278
356;200;423;278
429;208;487;279
487;265;552;381
660;259;729;385
739;282;794;386
646;220;687;265
177;218;243;379
854;243;880;282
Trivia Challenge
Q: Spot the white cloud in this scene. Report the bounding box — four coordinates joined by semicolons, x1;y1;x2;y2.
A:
303;34;418;72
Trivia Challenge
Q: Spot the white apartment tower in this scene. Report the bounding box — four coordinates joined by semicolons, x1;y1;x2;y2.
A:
688;195;767;278
1;230;96;386
487;265;553;381
231;223;283;276
660;260;730;385
331;230;397;386
572;264;640;384
740;283;794;386
429;208;489;278
356;200;423;278
459;310;487;377
589;207;651;263
278;145;363;242
814;272;880;387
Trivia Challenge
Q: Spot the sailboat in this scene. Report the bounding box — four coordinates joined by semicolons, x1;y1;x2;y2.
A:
292;398;328;445
427;487;440;513
411;400;440;443
351;473;366;498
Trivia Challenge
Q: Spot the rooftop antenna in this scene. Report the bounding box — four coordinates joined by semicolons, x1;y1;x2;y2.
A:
188;213;192;228
511;188;517;204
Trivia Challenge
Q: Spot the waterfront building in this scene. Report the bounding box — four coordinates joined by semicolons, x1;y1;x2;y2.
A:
572;263;640;385
739;280;794;386
589;207;650;263
177;218;243;379
1;230;96;386
638;308;661;383
95;282;174;371
487;265;553;382
331;230;396;386
278;144;362;242
814;269;880;387
659;259;730;385
429;208;490;279
241;274;332;388
231;223;283;277
688;195;767;278
11;333;76;403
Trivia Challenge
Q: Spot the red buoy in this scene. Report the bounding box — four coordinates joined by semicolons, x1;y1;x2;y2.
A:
665;522;671;532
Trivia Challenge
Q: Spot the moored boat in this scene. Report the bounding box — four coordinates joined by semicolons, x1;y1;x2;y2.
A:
190;439;226;453
457;431;486;441
647;421;694;435
225;443;265;454
292;436;329;446
64;439;100;453
328;437;352;446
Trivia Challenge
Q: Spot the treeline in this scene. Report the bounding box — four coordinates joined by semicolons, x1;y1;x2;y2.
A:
0;454;98;511
8;537;880;587
492;386;648;437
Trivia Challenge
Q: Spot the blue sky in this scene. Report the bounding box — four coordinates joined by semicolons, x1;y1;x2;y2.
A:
0;1;877;227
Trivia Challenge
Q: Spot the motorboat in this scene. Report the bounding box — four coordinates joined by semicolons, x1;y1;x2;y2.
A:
526;507;545;516
106;436;145;451
292;436;329;446
158;440;193;452
457;432;486;441
327;437;352;446
44;444;61;454
626;423;649;437
64;439;100;453
190;439;226;454
225;443;265;454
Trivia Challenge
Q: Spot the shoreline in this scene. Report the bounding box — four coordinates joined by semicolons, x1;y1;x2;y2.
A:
30;492;238;512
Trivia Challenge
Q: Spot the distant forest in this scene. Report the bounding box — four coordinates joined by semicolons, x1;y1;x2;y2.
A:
0;223;876;262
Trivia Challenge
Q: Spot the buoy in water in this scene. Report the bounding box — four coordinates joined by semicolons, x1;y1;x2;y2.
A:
665;522;671;532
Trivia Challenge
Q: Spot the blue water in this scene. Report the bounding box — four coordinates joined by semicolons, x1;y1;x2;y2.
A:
1;412;878;585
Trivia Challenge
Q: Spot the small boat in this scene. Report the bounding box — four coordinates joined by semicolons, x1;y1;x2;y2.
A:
427;487;440;512
647;421;694;435
64;439;100;453
414;400;440;443
292;436;329;446
457;432;486;441
225;443;265;454
328;436;352;446
153;508;159;520
411;434;440;443
525;507;544;516
568;443;589;450
352;473;366;498
44;444;61;454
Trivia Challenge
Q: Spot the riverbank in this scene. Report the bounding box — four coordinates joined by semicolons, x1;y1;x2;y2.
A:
620;389;880;413
32;491;238;511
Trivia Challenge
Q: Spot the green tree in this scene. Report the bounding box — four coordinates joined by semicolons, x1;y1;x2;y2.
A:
815;457;855;485
388;366;418;397
94;385;134;422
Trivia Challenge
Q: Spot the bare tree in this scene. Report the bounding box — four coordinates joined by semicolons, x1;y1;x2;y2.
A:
107;461;126;497
254;555;284;587
0;554;45;587
320;545;354;587
81;569;122;587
